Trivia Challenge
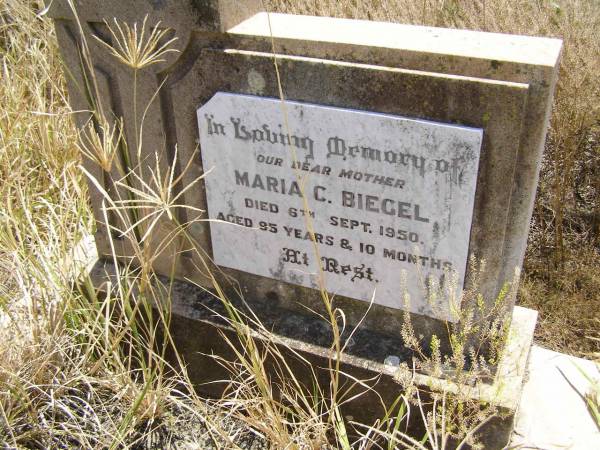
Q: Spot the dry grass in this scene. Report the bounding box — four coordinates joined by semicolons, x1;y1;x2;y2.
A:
0;0;599;448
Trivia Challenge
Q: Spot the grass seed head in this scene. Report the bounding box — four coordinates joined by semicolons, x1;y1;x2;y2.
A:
95;15;179;70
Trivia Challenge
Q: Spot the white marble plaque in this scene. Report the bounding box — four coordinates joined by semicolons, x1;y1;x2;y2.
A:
197;93;482;322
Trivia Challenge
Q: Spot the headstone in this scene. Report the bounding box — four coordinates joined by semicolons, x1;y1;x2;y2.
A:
50;1;562;446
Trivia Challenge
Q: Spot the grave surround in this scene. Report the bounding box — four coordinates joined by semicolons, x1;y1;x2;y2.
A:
50;1;562;447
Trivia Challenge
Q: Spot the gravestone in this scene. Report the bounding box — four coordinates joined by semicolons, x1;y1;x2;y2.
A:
49;0;561;447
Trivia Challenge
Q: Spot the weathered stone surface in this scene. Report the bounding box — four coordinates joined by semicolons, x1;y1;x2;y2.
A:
511;346;600;449
197;92;483;322
231;13;562;67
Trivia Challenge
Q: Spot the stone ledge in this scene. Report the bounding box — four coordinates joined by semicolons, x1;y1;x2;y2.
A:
511;346;600;449
230;12;562;68
88;256;537;449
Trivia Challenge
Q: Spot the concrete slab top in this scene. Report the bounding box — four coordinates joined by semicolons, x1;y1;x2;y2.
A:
230;13;562;68
512;346;600;449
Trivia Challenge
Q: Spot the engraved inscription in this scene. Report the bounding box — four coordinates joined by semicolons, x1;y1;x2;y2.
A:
197;93;483;322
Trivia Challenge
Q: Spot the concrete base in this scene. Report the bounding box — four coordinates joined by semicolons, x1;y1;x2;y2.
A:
511;346;600;449
88;258;539;449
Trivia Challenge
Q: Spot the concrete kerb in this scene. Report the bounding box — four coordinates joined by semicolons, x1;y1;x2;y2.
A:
83;245;537;449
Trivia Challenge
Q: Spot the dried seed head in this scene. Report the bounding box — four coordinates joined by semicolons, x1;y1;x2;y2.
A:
95;16;178;70
79;117;122;173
